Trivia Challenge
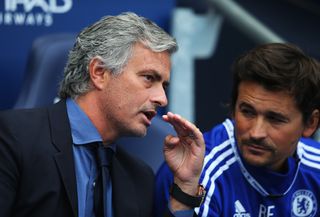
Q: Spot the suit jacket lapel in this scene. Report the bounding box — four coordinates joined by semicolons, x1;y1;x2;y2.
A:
48;100;78;217
47;100;142;217
111;152;140;217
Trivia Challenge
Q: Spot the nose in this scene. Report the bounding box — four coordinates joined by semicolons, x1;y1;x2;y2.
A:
151;85;168;107
249;118;267;140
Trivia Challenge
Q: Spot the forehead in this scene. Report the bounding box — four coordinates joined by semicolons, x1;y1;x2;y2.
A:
237;81;300;114
124;43;171;80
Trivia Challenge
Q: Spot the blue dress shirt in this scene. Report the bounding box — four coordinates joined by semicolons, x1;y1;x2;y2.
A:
66;98;114;217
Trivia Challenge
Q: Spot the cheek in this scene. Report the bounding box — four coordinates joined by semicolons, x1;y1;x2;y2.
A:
121;92;143;108
110;86;134;107
113;92;147;117
271;129;300;153
103;87;128;115
234;115;251;137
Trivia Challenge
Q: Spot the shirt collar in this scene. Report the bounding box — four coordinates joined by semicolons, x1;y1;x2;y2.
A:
66;98;103;145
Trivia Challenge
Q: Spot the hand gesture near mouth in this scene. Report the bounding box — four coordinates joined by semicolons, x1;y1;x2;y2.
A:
162;112;205;211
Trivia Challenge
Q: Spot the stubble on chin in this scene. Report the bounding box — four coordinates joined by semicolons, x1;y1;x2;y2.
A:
122;124;148;138
239;143;274;168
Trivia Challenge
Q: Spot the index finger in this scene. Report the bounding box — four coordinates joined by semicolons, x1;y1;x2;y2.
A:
163;112;202;141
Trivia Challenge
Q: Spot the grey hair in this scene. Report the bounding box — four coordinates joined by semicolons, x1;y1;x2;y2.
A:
58;12;178;99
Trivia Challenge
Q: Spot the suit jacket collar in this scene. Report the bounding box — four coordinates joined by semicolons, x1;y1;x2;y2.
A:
47;100;141;217
48;100;78;217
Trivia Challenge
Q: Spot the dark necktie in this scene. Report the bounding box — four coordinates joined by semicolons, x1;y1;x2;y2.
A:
94;143;112;217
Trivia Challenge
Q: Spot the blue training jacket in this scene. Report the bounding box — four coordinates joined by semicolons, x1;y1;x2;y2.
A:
155;119;320;217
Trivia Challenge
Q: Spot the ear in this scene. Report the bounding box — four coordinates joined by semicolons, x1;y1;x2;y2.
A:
88;57;109;90
302;109;320;137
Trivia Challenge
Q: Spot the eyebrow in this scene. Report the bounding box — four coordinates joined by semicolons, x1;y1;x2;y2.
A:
146;70;170;88
238;102;253;109
266;111;289;121
239;102;289;120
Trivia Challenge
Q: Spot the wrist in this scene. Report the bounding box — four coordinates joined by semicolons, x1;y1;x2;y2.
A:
173;177;200;195
169;183;206;208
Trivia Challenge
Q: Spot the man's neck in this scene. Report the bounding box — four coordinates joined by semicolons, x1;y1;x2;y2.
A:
75;94;118;145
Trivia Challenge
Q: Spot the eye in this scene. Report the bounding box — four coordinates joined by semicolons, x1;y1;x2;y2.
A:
267;114;287;124
143;74;155;82
240;107;255;118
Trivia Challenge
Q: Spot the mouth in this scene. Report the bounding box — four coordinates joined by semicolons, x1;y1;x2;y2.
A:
142;110;157;125
245;143;273;154
242;138;272;150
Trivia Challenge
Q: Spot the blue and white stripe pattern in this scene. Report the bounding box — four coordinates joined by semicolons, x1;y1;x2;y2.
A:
197;119;237;216
298;138;320;170
196;119;320;217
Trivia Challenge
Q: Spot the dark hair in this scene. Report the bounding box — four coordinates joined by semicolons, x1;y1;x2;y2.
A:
230;43;320;123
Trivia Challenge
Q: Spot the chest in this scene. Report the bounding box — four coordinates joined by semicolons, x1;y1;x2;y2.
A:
198;165;320;217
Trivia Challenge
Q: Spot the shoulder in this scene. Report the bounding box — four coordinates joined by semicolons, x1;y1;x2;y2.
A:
0;107;48;141
297;137;320;172
0;107;46;124
200;118;238;195
0;100;67;131
0;101;69;159
203;119;237;166
203;118;235;151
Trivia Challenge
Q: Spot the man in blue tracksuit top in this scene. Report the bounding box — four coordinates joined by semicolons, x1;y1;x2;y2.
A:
155;43;320;217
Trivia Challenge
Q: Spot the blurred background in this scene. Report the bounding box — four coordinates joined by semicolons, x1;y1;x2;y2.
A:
1;0;319;171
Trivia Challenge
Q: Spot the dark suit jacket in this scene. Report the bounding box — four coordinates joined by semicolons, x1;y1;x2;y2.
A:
0;100;154;217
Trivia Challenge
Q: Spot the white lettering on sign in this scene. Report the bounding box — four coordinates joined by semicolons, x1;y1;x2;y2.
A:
1;0;72;26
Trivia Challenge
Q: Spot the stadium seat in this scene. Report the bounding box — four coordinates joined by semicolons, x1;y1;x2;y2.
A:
14;33;76;109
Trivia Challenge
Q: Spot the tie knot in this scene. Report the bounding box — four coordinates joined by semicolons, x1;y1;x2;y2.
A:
95;143;113;167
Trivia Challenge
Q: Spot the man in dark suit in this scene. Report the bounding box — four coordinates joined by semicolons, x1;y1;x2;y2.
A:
0;12;205;217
